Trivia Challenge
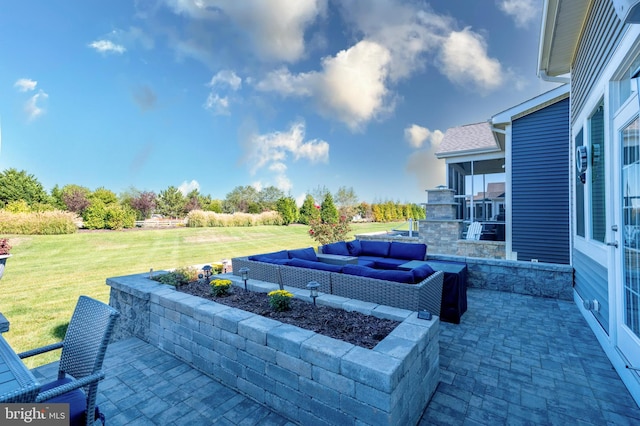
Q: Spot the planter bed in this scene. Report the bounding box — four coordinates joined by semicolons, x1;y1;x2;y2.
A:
107;272;439;426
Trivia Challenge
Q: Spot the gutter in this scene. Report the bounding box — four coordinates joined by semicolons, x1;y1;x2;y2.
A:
538;69;570;84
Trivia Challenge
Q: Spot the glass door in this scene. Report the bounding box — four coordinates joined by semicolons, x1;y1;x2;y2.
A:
616;109;640;368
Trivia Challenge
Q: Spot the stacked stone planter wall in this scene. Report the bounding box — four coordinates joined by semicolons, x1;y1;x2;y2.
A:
107;273;440;426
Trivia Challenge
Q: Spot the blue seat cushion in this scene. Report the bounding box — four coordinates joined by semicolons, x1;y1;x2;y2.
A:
248;250;289;261
374;258;407;269
322;241;350;256
288;247;318;262
289;258;342;272
347;240;362;256
40;377;87;426
357;259;376;268
360;240;390;257
412;264;436;283
389;242;427;261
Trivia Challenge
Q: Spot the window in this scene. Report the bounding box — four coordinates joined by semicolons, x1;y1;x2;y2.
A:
590;102;606;243
576;129;585;237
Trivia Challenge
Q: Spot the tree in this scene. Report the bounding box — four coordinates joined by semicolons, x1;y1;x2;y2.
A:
157;186;185;218
298;194;319;225
320;193;339;225
310;185;330;204
0;168;50;208
224;185;259;213
334;186;358;220
61;185;91;214
275;197;298;225
90;187;118;205
184;189;202;214
128;191;157;220
259;186;285;211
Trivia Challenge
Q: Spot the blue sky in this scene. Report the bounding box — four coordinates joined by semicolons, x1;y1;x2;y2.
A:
0;0;558;205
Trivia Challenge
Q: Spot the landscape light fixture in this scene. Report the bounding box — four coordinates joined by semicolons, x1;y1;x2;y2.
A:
202;265;213;283
307;281;320;306
239;267;249;291
221;259;229;273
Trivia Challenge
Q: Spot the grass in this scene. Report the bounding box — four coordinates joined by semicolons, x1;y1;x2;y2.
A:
0;221;401;367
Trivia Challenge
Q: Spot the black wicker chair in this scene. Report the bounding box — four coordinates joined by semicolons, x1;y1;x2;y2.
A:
19;296;119;426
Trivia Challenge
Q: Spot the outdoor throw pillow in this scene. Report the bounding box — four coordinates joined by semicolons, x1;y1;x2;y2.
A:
412;264;435;283
322;241;350;256
389;242;427;260
288;247;318;262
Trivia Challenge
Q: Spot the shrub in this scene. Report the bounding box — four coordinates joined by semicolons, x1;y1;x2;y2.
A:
104;204;136;230
308;216;351;245
185;210;284;227
152;266;198;287
210;279;232;296
0;238;11;255
0;211;77;235
268;290;294;312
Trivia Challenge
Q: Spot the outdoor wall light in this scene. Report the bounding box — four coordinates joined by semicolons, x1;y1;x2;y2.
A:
221;259;230;273
307;281;320;306
202;265;213;283
239;267;249;291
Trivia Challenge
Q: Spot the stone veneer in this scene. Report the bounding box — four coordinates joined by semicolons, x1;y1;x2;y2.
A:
107;273;439;426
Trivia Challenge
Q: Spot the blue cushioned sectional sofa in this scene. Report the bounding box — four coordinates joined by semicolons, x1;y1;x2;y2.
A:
231;240;444;315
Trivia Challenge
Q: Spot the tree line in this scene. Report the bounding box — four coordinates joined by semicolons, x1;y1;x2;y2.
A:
0;168;425;230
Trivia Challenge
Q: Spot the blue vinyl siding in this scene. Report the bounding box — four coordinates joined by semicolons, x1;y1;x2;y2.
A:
512;97;570;264
573;249;609;333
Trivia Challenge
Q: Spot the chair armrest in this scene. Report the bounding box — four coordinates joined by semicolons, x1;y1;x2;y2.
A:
35;371;106;402
18;342;63;359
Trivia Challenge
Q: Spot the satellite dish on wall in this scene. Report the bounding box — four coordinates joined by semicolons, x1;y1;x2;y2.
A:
613;0;640;23
576;146;589;173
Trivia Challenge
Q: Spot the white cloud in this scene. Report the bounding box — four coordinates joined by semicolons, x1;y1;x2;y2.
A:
14;78;37;92
404;124;430;149
89;40;126;54
178;180;200;195
204;70;242;115
497;0;540;28
245;121;328;192
208;70;242;90
256;40;392;131
439;28;503;94
163;0;326;62
204;93;230;115
25;90;48;121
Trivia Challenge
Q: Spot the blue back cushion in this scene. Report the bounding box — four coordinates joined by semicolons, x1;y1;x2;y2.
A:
288;247;318;261
259;257;291;265
322;241;350;256
360;240;390;257
248;250;289;262
389;242;427;261
342;264;373;277
347;240;362;256
289;258;342;272
412;264;435;283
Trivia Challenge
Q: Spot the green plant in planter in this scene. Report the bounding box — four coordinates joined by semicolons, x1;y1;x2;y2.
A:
210;279;232;296
268;290;294;312
152;266;198;287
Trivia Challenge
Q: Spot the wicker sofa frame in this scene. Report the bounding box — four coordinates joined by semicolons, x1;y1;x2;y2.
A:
231;256;444;315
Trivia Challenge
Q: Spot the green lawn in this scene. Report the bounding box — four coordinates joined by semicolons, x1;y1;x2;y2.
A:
0;222;401;367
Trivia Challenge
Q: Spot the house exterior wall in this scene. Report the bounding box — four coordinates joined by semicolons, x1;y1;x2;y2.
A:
571;0;623;123
511;97;571;264
573;249;609;332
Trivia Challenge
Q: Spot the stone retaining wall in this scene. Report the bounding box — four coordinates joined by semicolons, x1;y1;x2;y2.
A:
429;254;574;300
107;273;439;426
